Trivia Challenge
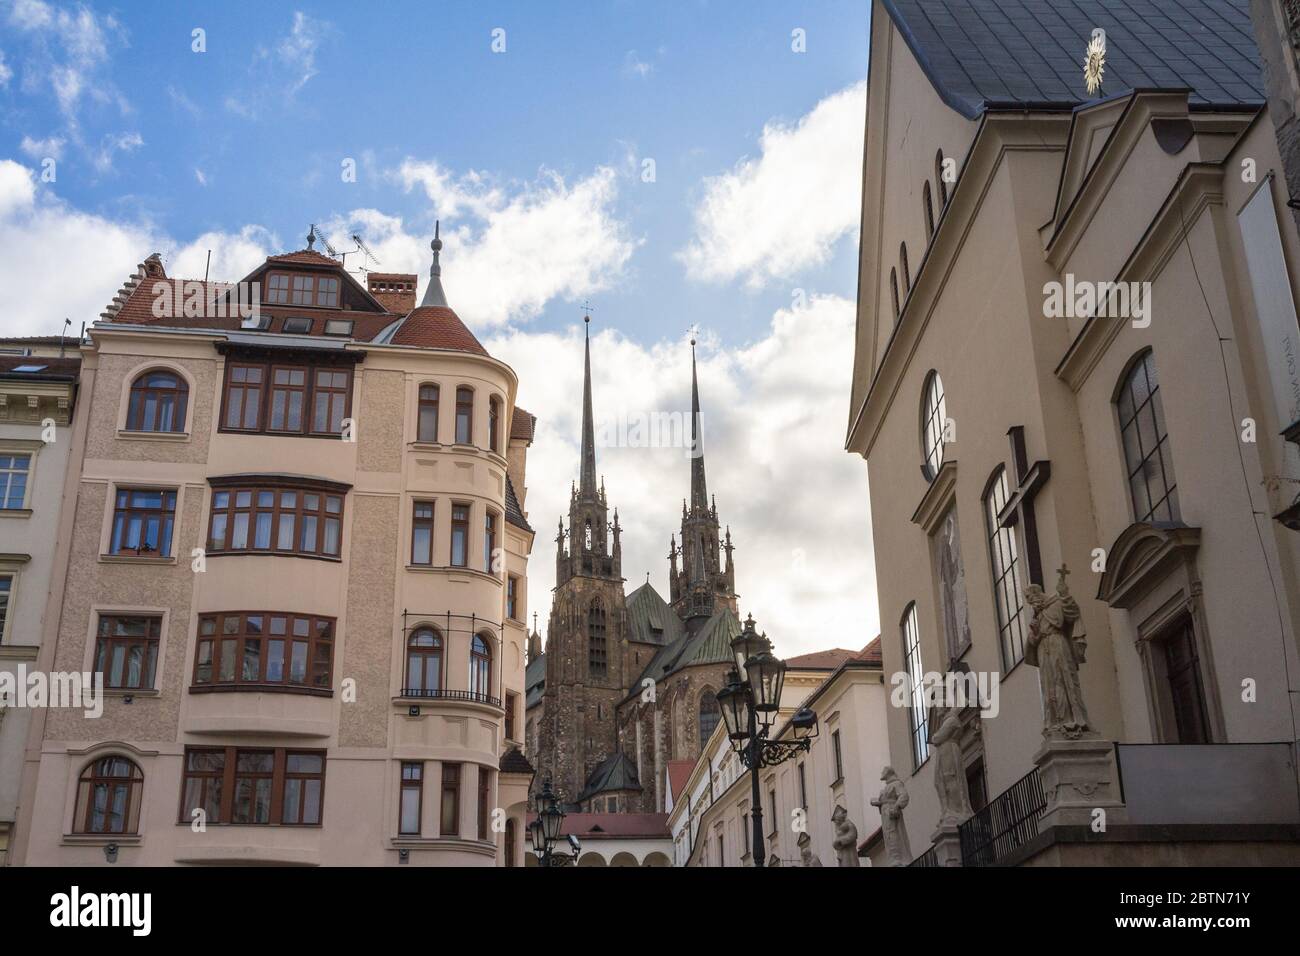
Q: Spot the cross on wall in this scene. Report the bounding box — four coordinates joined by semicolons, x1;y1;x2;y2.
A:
996;425;1052;588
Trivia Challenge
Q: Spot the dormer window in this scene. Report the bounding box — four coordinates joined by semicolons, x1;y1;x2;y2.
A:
316;277;340;308
267;274;290;304
282;317;312;334
324;319;353;336
292;276;313;305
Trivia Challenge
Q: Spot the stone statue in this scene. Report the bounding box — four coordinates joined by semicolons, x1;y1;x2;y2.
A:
1025;566;1092;739
830;804;860;867
931;705;973;826
871;766;913;866
797;831;823;867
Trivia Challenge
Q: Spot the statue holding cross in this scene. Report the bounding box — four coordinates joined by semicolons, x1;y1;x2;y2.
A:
1024;565;1093;739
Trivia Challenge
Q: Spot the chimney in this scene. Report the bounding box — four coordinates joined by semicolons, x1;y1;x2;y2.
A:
367;272;419;315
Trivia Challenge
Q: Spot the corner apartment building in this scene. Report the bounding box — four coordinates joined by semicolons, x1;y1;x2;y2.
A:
10;234;538;866
0;336;80;865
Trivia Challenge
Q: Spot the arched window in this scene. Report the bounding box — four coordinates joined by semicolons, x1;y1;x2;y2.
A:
470;633;492;700
890;268;901;324
489;396;502;453
73;756;144;834
405;627;443;696
900;242;911;291
901;604;928;767
455;387;474;445
504;817;517;867
417;384;439;442
920;370;948;480
983;466;1028;670
126;369;188;433
698;690;720;750
936;149;949;206
584;520;593;552
588;600;607;678
923;181;935;239
1117;350;1179;522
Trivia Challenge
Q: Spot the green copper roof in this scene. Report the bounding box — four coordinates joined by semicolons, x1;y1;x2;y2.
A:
625;582;683;647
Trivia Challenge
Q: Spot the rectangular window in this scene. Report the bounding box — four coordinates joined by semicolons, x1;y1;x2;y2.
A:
505;692;517;741
832;730;844;782
180;746;325;826
220;360;351;437
798;763;808;809
903;603;929;767
984;468;1029;670
315;277;340;308
323;318;353;336
192;612;334;692
455;387;473;444
417;384;439;442
450;504;469;567
768;788;777;836
207;484;344;559
291;274;313;305
109;488;177;557
94;615;161;690
266;274;290;304
400;762;423;835
506;575;519;620
441;763;461;837
281;317;312;334
741;812;749;855
484;512;498;573
0;454;31;510
477;767;492;841
0;574;10;641
411;501;434;566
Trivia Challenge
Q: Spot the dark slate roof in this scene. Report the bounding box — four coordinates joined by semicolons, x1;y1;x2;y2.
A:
499;746;535;775
576;752;643;803
882;0;1264;119
505;474;532;533
525;651;546;710
627;604;739;702
625;582;683;647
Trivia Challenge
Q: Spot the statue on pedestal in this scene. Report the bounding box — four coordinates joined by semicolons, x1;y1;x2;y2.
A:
797;831;823;867
1025;565;1092;739
829;805;858;867
931;705;973;826
871;766;912;866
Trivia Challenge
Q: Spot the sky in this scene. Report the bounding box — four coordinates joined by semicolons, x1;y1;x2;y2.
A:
0;0;880;657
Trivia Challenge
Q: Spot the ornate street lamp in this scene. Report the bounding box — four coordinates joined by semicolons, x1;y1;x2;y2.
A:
530;774;566;867
720;616;818;868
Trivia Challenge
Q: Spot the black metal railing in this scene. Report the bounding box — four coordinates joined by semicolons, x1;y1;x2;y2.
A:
908;845;940;867
399;688;502;708
958;766;1046;866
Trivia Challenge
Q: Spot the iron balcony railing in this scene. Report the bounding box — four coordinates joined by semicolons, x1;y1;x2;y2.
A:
908;845;940;867
958;766;1046;866
399;688;502;708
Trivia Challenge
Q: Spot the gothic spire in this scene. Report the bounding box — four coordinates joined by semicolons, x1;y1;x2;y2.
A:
420;221;449;308
689;336;708;512
579;315;598;497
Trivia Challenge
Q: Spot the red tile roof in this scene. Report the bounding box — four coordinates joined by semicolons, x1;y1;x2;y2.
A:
389;305;488;355
266;249;343;267
526;812;670;840
859;636;882;666
510;406;536;442
786;648;861;670
667;760;694;802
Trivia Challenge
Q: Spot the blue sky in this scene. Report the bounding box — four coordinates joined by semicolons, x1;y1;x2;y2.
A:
0;0;881;654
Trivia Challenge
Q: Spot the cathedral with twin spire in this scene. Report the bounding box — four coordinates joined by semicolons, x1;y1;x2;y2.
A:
525;318;741;813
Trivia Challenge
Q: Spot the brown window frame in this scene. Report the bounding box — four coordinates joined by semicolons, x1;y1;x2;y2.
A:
126;369;188;433
417;383;439;442
94;614;162;691
484;510;498;574
267;365;308;432
403;627;444;697
219;359;353;438
180;746;326;827
311;368;350;434
399;762;423;835
73;756;144;835
411;500;435;566
109;487;177;557
450;503;470;567
470;633;492;701
206;481;345;560
440;762;461;837
504;692;518;741
506;574;519;620
266;273;290;304
477;766;492;841
315;276;340;308
488;395;501;453
455;386;473;445
504;817;517;866
192;611;335;694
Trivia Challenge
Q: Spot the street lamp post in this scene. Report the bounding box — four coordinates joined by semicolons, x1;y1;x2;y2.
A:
715;614;818;868
529;774;566;867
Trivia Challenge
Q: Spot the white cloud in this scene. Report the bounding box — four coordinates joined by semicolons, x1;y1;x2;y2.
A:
6;0;126;122
227;11;331;118
679;80;866;290
397;160;638;326
19;134;64;161
486;293;879;659
623;50;653;79
90;130;142;173
0;159;275;337
194;167;208;187
277;11;326;94
0;49;12;86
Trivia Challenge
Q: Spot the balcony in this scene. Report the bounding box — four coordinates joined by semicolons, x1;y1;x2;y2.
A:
398;688;501;709
958;767;1046;867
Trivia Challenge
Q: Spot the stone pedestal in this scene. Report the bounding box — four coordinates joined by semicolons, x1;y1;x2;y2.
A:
929;822;964;867
1033;735;1126;830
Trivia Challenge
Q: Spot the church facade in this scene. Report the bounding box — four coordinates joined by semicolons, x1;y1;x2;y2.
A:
530;324;739;813
848;0;1300;866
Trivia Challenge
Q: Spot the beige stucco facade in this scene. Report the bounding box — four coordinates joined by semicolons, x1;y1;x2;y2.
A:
9;253;537;866
846;2;1300;865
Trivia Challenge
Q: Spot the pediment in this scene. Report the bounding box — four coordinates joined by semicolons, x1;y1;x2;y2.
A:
1097;521;1201;610
1050;96;1129;234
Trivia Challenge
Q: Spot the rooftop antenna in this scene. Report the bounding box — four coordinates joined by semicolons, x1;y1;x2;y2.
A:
203;249;211;283
60;318;71;357
308;224;340;260
344;234;381;276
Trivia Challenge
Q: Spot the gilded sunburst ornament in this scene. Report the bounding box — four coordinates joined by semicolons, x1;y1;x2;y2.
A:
1083;31;1106;96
